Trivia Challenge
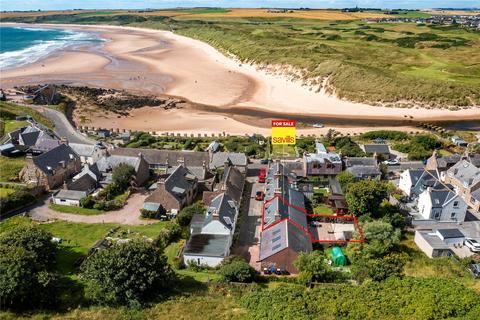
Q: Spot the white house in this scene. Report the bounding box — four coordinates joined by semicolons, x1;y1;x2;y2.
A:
398;169;440;198
52;189;87;207
417;187;468;222
183;193;239;267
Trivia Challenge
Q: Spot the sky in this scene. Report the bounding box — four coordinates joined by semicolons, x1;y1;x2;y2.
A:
1;0;479;11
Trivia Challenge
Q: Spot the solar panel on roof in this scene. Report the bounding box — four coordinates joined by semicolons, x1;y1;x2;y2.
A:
172;186;185;194
272;243;282;251
272;235;282;243
273;229;281;236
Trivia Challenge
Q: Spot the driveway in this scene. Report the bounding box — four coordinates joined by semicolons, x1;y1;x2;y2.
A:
30;192;156;225
233;167;265;271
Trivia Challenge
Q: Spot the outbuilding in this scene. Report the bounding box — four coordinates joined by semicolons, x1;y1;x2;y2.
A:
52;189;87;207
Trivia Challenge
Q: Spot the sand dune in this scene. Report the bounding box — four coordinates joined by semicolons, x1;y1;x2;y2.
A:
1;23;479;135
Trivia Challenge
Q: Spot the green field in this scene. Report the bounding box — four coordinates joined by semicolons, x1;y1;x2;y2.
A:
0;187;15;198
3;13;479;108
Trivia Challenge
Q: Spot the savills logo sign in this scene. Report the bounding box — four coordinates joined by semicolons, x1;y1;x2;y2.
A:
271;120;296;145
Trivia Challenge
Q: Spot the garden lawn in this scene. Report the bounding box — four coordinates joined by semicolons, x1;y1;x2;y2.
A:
0;156;25;182
0;187;15;198
49;203;105;216
313;204;334;215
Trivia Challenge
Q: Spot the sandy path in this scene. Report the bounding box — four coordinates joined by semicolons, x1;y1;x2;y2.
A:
1;23;479;136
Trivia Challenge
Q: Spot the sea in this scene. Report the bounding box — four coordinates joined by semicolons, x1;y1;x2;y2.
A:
0;26;103;69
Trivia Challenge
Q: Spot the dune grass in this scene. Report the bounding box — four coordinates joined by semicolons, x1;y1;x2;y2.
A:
3;12;479;108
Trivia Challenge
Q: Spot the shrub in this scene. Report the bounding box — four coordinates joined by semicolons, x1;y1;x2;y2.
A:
176;202;205;227
80;195;95;209
81;240;173;307
218;260;256;283
0;190;35;213
112;163;136;190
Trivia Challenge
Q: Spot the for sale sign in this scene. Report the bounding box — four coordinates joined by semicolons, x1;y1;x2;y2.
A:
271;120;296;145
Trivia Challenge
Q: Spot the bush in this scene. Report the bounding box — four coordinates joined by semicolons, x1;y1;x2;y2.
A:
80;195;95;209
0;225;59;309
176;202;205;227
112;163;136;190
81;240;173;307
218;260;256;283
0;190;36;213
352;253;406;283
153;223;181;250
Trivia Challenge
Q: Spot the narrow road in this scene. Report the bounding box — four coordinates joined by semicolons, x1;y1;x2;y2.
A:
6;95;96;145
31;105;96;145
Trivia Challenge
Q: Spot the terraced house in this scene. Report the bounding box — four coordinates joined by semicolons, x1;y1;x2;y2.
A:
20;144;81;190
445;160;480;213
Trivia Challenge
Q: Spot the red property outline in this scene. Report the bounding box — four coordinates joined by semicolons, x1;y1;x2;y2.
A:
261;195;365;244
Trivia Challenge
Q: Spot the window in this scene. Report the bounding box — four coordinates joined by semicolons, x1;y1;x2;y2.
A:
60;199;66;202
453;201;459;208
451;212;456;218
434;212;441;220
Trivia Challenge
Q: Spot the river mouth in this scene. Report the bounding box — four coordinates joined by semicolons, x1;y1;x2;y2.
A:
195;104;480;131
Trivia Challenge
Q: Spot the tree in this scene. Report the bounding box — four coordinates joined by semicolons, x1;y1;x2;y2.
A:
347;220;401;261
81;240;173;306
0;236;59;309
112;163;136;190
336;171;355;192
345;180;389;217
218;259;256;283
352;253;406;283
176;202;205;227
294;251;331;284
153;223;181;250
0;225;57;271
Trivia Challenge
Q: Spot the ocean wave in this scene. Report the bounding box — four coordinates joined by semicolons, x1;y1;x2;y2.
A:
0;28;104;69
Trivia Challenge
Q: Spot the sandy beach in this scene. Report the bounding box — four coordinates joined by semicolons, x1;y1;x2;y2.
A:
1;23;479;135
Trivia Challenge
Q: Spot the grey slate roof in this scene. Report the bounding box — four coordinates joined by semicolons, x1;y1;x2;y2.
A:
346;166;381;178
203;193;237;230
68;174;97;192
263;162;307;230
428;189;456;208
20;130;40;146
53;189;87;201
33;144;79;175
109;147;209;167
435;154;462;170
362;144;390;154
468;153;480;168
164;165;197;201
259;219;312;261
96;154;142;172
210;152;247;169
345;157;377;167
69;143;97;157
411;170;443;197
447;160;480;188
220;165;245;203
183;233;230;257
32;136;61;153
437;228;465;239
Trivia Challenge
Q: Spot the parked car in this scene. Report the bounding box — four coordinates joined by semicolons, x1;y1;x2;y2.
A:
464;238;480;252
260;159;269;165
255;191;265;201
259;168;267;183
383;159;400;165
468;263;480;278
